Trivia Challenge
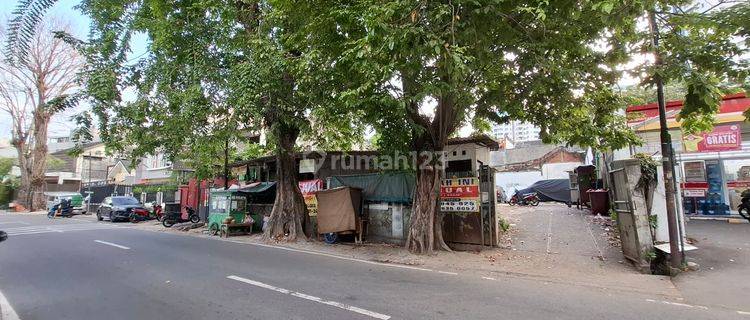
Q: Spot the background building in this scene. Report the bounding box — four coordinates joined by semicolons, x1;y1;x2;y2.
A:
622;92;750;217
491;121;542;143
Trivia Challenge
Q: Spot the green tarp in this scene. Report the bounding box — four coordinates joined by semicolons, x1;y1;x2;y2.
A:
238;182;276;194
329;172;415;204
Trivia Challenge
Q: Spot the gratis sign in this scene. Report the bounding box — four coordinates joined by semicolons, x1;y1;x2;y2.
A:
683;124;741;153
440;177;480;213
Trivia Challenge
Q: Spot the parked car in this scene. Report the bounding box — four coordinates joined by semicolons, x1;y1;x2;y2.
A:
0;230;7;242
97;196;148;222
45;192;86;215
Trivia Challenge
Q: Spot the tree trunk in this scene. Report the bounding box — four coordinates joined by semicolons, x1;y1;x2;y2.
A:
28;111;51;211
263;124;308;241
12;139;31;209
406;154;450;254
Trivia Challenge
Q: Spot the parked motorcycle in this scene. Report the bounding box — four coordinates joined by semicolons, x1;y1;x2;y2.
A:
144;202;164;221
162;206;201;227
737;190;750;222
48;198;74;218
509;192;540;206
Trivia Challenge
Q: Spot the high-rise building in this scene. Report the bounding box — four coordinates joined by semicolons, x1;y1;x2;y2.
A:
491;121;541;143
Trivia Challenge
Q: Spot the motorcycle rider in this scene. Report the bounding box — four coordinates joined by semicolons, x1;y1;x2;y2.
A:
738;189;750;221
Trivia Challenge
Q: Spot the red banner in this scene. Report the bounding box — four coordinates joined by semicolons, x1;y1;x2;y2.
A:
683;124;742;153
299;179;323;217
299;179;323;195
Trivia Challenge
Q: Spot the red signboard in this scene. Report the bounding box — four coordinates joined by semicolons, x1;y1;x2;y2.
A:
683;124;741;153
440;185;480;198
727;180;750;189
440;177;480;213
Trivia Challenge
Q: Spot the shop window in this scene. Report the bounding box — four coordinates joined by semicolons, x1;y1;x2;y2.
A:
723;159;750;213
231;198;246;212
211;197;229;213
704;160;729;215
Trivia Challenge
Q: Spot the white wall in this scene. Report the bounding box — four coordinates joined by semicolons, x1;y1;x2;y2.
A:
444;143;492;172
541;162;580;179
495;163;580;201
495;171;544;201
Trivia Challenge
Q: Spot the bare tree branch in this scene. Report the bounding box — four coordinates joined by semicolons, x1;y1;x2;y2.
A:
0;16;83;210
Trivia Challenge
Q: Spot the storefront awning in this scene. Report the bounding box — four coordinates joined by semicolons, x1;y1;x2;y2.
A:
633;112;745;131
239;181;276;194
627;93;750;132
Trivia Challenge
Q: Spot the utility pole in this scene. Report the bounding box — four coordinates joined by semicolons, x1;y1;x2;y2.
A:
224;137;229;190
649;10;683;269
87;153;91;209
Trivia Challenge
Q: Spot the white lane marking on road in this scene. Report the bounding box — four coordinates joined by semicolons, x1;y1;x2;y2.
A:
228;275;390;320
0;288;21;320
4;223;122;236
436;271;458;275
47;226;64;233
0;221;28;225
645;299;709;310
738;311;750;316
94;240;130;250
3;231;60;236
481;276;497;280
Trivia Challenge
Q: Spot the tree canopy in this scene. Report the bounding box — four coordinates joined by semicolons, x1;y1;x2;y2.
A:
282;1;654;155
642;1;749;133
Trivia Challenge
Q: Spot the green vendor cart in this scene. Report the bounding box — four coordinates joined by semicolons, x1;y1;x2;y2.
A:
207;189;255;238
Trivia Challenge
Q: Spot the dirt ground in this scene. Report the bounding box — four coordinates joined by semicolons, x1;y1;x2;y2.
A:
121;203;679;298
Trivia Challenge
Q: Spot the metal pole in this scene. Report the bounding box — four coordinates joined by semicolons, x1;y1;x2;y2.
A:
649;10;683;269
672;155;687;264
224;137;229;190
86;154;92;213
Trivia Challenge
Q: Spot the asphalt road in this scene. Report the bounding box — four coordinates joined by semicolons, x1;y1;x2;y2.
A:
0;213;745;320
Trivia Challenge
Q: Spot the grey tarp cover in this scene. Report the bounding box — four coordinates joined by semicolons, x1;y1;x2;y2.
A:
315;187;362;234
516;179;571;203
329;172;415;204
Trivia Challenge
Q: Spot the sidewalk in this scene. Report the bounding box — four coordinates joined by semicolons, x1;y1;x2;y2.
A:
122;204;681;298
672;219;750;312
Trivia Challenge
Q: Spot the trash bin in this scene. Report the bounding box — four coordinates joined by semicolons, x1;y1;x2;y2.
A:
587;189;609;215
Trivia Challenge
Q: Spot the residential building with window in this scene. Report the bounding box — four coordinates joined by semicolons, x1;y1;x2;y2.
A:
491;121;541;143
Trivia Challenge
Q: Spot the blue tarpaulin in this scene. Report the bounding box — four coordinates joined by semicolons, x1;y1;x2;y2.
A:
516;179;571;203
